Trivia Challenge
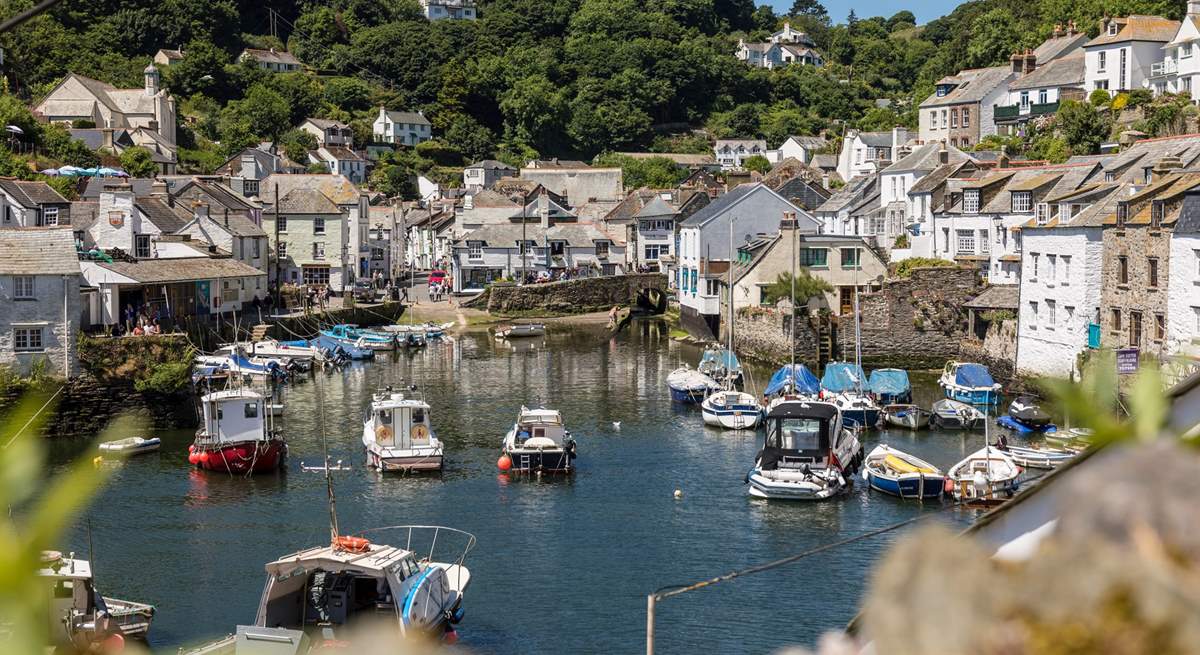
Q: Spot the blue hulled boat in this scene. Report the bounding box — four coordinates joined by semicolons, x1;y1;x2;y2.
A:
820;362;879;428
666;366;720;404
868;368;912;405
321;324;394;352
308;335;374;360
939;361;1002;405
862;444;945;500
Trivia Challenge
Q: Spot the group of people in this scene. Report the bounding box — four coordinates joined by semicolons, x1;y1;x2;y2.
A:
123;303;165;336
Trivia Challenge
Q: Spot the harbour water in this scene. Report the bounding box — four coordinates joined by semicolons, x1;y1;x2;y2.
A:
53;320;989;654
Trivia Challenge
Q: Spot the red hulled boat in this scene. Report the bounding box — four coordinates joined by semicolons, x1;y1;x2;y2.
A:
190;388;286;474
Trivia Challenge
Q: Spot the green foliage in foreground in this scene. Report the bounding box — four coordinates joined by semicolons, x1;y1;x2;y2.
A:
892;257;956;278
761;271;833;306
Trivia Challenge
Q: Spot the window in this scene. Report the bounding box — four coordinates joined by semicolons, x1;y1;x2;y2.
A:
518;240;535;256
135;234;151;259
1065;305;1075;326
276;216;287;232
799;247;828;267
840;247;861;269
951;108;959;128
962;107;970;128
1047;299;1056;327
595;241;610;258
1118;255;1128;284
244;402;258;418
1036;203;1050;225
252;238;261;258
1155;313;1165;341
941;110;948;129
1020;91;1030;108
1011;191;1032;213
1098;51;1107;71
313;217;325;234
1120;48;1127;88
1107;22;1117;36
1031;252;1039;278
1095;79;1109;91
1148;257;1159;287
302;266;330;285
244;180;259;196
1112;308;1122;331
468;241;483;259
979;229;990;253
1029;301;1039;329
1151;201;1163;228
1038;89;1048;105
1129;310;1143;347
644;245;662;261
1061;255;1071;283
277;242;287;258
42;206;58;226
928;111;936;129
13;275;34;299
1047;254;1056;281
956;229;976;254
1187;76;1195;94
705;279;721;296
313;242;325;260
13;327;43;351
963;189;980;213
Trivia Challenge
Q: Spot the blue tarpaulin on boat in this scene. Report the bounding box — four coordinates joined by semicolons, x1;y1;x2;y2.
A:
700;348;740;372
868;369;911;396
820;362;865;393
955;363;996;389
764;364;820;397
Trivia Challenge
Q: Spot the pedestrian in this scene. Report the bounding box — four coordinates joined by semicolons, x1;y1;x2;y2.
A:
123;304;134;334
607;305;619;329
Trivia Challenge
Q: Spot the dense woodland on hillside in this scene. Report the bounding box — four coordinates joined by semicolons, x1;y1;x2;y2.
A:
0;0;1191;197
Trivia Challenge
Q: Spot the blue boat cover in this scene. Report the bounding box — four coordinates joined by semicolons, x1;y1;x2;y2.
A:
700;348;740;372
764;364;820;397
955;363;995;389
820;362;865;393
868;369;911;396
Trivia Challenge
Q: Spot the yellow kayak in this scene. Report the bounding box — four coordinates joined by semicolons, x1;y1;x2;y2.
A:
885;453;937;475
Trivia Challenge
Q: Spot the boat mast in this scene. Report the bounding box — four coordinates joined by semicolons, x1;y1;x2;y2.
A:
852;255;862;396
788;211;796;390
727;216;735;390
315;375;339;541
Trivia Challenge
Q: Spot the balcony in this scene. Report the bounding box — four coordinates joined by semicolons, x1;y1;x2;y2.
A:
1151;59;1178;78
994;101;1060;121
994;104;1020;120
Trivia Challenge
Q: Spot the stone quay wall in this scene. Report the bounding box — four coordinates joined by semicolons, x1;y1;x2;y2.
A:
836;266;984;368
962;319;1018;384
733;306;822;367
486;274;667;316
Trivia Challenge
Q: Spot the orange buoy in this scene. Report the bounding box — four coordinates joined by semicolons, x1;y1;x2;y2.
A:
188;452;200;465
197;451;210;465
444;629;459;645
497;455;512;471
188;444;195;453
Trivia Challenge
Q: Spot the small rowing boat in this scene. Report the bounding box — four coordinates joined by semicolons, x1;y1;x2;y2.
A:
862;444;944;499
881;404;931;429
98;436;161;455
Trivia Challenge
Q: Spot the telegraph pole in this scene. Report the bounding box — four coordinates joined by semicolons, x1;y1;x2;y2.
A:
273;183;281;308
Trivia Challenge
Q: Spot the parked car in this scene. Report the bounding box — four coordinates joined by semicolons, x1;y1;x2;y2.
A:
352;280;377;302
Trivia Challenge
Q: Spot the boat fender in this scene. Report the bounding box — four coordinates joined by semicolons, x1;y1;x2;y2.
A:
497;455;512;471
188;451;200;466
443;629;459;645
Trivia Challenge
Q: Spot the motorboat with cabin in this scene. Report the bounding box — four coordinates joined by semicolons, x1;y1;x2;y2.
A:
500;407;577;474
38;549;156;650
947;446;1020;502
215;339;321;366
182;527;474;654
939;361;1002;405
362;388;444;472
868;368;912;405
666;364;720;404
322;324;395;351
194;352;289;381
762;363;821;410
701;389;762;430
746;400;863;500
880;404;931;430
862;444;944;499
820;362;879;428
190;388;286;474
930;398;987;430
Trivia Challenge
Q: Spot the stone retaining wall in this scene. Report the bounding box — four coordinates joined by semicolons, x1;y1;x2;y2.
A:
961;319;1018;384
733;306;823;367
486;274;667;316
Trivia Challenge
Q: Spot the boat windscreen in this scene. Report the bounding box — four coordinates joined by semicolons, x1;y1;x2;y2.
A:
954;364;995;388
764;364;820;397
868;369;910;395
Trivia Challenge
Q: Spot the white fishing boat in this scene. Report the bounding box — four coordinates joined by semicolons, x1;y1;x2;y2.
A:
747;400;862;500
362;388;444;472
495;323;546;339
701;389;762;429
992;434;1075;469
862;444;944;499
98;436;161;455
215;339;321;364
666;365;720;404
880;404;931;430
947;446;1021;502
39;550;157;649
500;407;576;473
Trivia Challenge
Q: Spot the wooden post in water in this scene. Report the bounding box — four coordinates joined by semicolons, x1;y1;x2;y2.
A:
646;593;656;655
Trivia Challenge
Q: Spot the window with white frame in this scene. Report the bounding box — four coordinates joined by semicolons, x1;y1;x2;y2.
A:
1061;255;1070;283
135;234;151;259
951;108;958;128
595;241;610;258
963;189;980;213
705;279;721;296
1038;89;1048;104
42;206;59;226
1047;254;1056;280
13;275;34;299
1098;51;1107;70
979;229;990;253
313;217;325;234
312;242;325;260
644;245;663;261
956;229;976;254
1036;203;1049;224
962;107;970;127
1011;191;1032;213
1020;91;1030;108
1065;305;1075;326
467;241;483;259
1030;252;1039;278
1047;299;1056;327
1029;301;1039;328
277;242;287;258
13;327;42;351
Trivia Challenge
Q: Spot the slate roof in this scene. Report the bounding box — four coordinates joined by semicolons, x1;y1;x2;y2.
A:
261;174;361;206
615;152;716;166
176;179;259;212
857;132;893;148
455;221;615;247
921;66;1014;109
635;196;678;218
1009;50;1086;90
1032;33;1089;62
383;110;431;126
910;162;972;194
965;285;1019;310
304;118;349;130
715;139;768;151
67;128;134;151
94;256;265;283
322;146;364;161
276;188;341;214
242;48;301;66
0;179;69;207
466;159;516;170
784;135;829;149
0;228;80;275
197;212;266;238
1085;16;1179;47
811;154;838;170
1175;188;1200;234
156;49;184;60
135;196;191;233
886;142;972;173
815;174;876;213
679;183;760;227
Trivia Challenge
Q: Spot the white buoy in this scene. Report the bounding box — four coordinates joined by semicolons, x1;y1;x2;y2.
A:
673;489;682;499
612;421;621;430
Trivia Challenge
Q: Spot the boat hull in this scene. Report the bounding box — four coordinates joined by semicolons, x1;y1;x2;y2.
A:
503;448;574;474
669;385;711;404
368;451;444;472
865;470;945;499
701;405;761;429
839;409;879;429
943;386;1000;405
192;439;286;474
747;470;845;500
882;408;929;430
997;415;1057;435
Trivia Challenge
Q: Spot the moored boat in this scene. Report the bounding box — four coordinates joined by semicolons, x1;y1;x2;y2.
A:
39;550;156;649
862;444;944;499
1008;395;1052;427
310;334;373;360
746;399;862;500
819;362;878;427
996;414;1057;435
701;389;762;430
762;363;820;409
868;368;912;405
190;389;286;474
322;324;395;351
363;388;444;472
946;446;1020;502
939;361;1002;405
994;437;1075;469
666;365;720;404
881;404;931;430
930;398;987;430
697;346;743;388
494;323;546;339
98;436;161;455
500;407;576;473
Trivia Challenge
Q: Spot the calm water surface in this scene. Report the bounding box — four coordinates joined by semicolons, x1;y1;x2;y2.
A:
53;321;992;654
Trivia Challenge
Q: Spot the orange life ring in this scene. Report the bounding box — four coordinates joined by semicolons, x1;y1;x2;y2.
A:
411;424;430;440
375;425;394;442
333;535;370;553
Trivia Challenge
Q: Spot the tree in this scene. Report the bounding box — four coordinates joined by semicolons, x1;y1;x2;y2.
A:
119;147;158;178
965;8;1024;68
594;153;687;189
742;154;772;174
162;39;230;99
278;129;318;164
218;83;291;146
323;77;373;113
761;271;832;306
40;124;99;167
790;0;827;18
1056;100;1109;155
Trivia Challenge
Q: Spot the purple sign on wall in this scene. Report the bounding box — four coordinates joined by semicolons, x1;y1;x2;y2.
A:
1116;348;1139;375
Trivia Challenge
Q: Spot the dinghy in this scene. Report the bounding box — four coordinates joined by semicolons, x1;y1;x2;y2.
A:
947;446;1020;502
98;436;161;455
930;398;986;430
862;444;944;499
666;365;720;404
881;404;931;429
495;323;546;339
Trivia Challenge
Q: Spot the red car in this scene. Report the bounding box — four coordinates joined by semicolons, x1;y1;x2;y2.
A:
428;269;448;286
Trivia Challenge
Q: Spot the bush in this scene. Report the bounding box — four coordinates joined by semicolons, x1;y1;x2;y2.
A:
980;309;1016;322
1089;89;1112;107
893;257;955;278
893;233;910;248
133;361;192;394
743;154;772;174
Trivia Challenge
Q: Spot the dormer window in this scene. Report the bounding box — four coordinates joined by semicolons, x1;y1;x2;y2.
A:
1012;191;1033;213
1104;171;1116;182
1036;202;1050;225
1116;202;1128;226
963;189;980;213
1107;21;1118;36
1151;200;1163;228
1059;203;1073;221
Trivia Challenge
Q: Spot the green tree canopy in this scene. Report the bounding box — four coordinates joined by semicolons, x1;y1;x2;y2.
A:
119;146;158;178
761;271;833;306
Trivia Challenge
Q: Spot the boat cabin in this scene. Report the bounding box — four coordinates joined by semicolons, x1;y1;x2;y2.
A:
38;552;101;649
513;408;567;447
200;389;269;444
369;392;433;449
758;401;841;471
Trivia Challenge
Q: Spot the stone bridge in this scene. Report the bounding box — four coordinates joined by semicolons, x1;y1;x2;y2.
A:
484;273;668;316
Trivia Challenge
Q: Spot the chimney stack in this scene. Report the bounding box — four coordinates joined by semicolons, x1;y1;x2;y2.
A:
1190;1;1200;17
151;179;168;197
538;188;550;229
938;141;949;165
1152;155;1184;182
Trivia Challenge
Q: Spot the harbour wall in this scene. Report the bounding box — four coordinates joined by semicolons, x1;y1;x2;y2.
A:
733;306;823;367
961;318;1018;385
485;274;667;316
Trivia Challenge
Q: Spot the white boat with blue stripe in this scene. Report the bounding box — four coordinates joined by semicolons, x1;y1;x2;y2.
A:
939;361;1002;405
701;389;762;429
747;400;863;500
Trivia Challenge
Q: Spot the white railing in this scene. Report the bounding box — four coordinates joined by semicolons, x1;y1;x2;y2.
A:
1152;60;1178;77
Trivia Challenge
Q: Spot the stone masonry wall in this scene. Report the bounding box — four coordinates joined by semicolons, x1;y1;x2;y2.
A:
962;319;1017;384
733;306;822;367
838;266;984;368
486;273;666;315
